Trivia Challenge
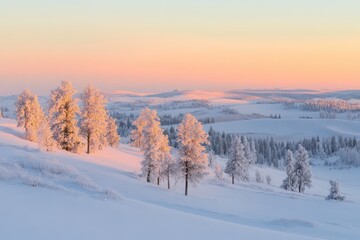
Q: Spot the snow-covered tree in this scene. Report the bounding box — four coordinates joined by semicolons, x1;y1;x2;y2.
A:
131;107;152;148
37;116;56;152
339;147;360;167
266;175;272;185
48;81;82;153
293;145;312;193
255;170;264;183
243;137;253;163
177;113;209;196
225;137;249;184
282;150;296;191
249;139;258;164
160;149;176;189
140;109;170;184
208;149;216;168
156;134;172;185
214;163;224;182
16;89;44;142
106;116;120;147
326;180;345;201
80;85;108;154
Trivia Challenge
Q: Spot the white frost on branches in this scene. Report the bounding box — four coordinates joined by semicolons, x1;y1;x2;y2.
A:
48;81;82;153
80;85;108;154
177;113;209;196
16;89;44;142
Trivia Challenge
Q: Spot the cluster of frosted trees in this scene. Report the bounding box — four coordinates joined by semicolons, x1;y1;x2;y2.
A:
205;127;359;168
15;81;120;154
224;137;257;184
283;98;360;113
282;145;312;193
131;108;208;196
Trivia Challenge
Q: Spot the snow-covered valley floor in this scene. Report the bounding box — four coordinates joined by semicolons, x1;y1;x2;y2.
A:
0;118;359;240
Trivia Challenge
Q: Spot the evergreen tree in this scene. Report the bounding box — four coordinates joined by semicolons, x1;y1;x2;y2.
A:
80;85;108;154
49;81;82;153
282;150;296;191
293;145;312;193
249;139;258;164
106;116;120;147
225;137;249;184
177;114;209;196
326;180;345;201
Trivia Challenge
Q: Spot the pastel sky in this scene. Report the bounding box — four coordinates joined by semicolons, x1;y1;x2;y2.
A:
1;1;360;95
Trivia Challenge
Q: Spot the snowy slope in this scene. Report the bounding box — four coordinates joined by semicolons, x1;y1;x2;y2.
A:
1;118;359;240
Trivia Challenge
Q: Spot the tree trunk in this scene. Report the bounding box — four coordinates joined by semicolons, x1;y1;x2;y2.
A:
232;175;234;184
87;132;90;154
167;170;170;189
157;177;160;185
147;168;151;183
185;161;188;196
299;182;301;193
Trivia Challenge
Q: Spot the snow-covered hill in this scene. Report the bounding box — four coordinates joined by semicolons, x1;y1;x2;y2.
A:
1;118;359;240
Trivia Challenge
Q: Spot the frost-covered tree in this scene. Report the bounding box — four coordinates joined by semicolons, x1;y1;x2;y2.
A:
249;139;257;164
326;180;345;201
214;163;224;182
266;175;272;185
106;116;120;147
140;109;170;184
282;150;296;191
243;137;253;164
156;134;172;185
131;107;152;148
339;147;360;167
49;81;82;153
16;89;44;142
37;116;56;152
177;113;209;196
293;145;312;193
208;149;216;168
80;85;108;154
225;137;249;184
255;170;264;183
161;151;176;189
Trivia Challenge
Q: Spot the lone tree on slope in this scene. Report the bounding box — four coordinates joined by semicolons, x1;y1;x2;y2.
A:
177;113;209;196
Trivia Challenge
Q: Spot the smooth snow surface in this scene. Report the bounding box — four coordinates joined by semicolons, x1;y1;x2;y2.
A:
0;118;359;240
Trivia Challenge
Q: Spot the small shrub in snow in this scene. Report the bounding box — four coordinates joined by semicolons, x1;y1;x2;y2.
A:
37;116;56;152
326;180;345;201
101;188;122;200
214;163;224;182
266;175;272;185
255;170;264;183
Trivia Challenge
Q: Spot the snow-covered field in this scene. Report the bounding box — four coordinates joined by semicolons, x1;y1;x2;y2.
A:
1;118;359;240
